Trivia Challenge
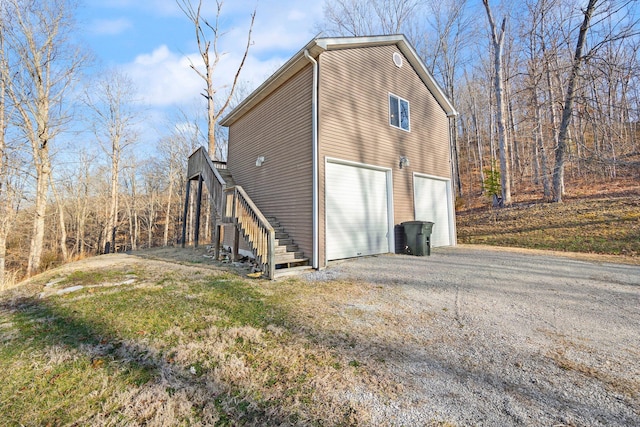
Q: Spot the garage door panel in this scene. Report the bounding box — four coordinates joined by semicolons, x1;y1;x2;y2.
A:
414;176;452;247
326;162;389;260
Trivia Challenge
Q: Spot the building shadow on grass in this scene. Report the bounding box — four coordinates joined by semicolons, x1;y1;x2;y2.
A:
0;295;292;425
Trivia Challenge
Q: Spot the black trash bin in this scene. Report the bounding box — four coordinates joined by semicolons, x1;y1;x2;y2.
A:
402;221;434;256
394;224;407;254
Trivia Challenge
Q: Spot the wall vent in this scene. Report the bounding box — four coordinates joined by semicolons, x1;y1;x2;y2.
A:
393;52;403;68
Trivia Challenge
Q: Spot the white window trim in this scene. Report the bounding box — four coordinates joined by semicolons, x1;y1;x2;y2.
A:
389;93;411;132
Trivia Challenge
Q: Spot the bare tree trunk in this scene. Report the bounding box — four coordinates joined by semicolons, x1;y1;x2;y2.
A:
27;162;50;274
164;177;174;247
106;155;119;253
483;0;511;205
472;96;485;191
124;170;138;252
534;88;551;198
0;230;6;284
552;0;598;202
78;174;88;256
450;117;462;196
508;97;522;181
0;27;9;282
50;176;68;261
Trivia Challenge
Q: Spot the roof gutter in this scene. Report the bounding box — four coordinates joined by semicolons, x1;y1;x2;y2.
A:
304;49;319;269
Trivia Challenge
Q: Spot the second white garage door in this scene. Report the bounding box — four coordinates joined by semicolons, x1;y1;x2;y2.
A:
326;161;392;260
414;174;453;247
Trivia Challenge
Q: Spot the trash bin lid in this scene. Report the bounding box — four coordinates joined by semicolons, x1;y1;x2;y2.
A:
401;220;434;226
401;220;434;233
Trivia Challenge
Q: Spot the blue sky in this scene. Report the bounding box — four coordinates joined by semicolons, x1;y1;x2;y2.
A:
76;0;324;115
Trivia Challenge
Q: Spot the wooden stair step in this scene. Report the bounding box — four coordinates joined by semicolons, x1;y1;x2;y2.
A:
275;257;309;268
275;253;306;264
275;244;299;254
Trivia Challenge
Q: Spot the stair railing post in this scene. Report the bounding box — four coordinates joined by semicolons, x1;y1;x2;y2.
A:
268;229;275;279
181;179;192;248
194;174;204;248
233;226;240;261
232;188;240;261
213;225;221;260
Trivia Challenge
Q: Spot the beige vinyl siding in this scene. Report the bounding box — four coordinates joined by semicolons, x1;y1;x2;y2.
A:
318;45;451;266
226;65;314;259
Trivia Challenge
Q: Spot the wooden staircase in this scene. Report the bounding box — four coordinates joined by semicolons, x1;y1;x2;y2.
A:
184;147;310;279
267;217;310;270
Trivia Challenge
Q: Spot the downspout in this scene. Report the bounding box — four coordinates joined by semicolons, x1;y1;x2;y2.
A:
304;50;319;269
447;112;458;246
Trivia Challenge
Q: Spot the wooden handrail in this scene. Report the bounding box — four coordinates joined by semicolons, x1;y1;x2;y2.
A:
187;147;276;279
188;147;226;221
225;186;276;279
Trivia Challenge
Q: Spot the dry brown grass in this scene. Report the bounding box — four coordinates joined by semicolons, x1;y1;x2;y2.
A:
457;194;640;261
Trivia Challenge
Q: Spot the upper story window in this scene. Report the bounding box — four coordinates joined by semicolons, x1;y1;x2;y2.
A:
389;94;410;131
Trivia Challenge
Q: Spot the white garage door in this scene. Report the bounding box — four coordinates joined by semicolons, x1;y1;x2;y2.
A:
414;175;453;247
326;162;391;260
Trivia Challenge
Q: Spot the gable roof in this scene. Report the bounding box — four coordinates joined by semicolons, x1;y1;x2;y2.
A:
220;34;458;127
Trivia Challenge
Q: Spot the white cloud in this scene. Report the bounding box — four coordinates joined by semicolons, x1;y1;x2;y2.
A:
117;1;326;110
89;17;133;35
122;44;287;109
123;45;202;107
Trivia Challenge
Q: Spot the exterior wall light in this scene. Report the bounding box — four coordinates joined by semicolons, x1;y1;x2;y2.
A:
256;156;265;166
399;156;410;169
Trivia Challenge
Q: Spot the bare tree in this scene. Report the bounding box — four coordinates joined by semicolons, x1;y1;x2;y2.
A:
550;0;597;201
321;0;376;36
157;134;191;247
49;175;68;261
139;160;162;249
84;71;140;253
551;0;640;201
422;0;472;197
122;159;140;251
2;0;85;275
161;107;206;246
320;0;422;36
0;11;14;283
177;0;255;159
483;0;512;206
64;149;95;257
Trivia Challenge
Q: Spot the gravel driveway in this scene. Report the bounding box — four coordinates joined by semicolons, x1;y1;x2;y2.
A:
304;245;640;426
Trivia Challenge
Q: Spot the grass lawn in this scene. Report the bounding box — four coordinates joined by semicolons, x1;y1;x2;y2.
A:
0;260;376;426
